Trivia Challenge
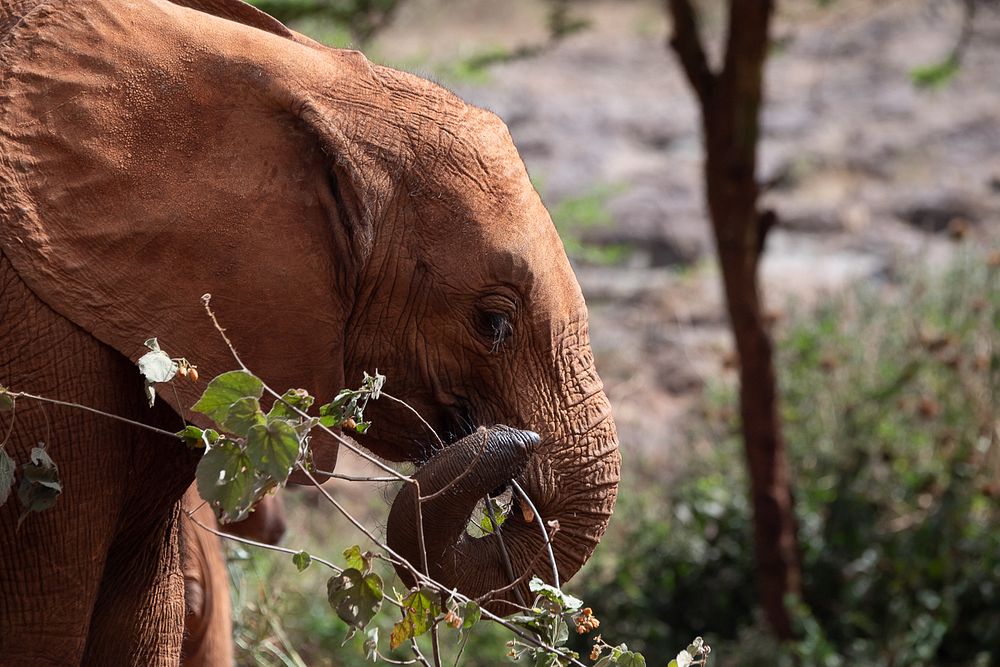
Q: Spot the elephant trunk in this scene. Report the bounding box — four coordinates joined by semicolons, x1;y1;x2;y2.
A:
386;396;620;612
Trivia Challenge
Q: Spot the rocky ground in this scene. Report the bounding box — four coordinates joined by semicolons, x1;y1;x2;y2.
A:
341;0;1000;468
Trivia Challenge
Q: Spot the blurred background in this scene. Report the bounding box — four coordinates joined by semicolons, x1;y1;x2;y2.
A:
228;1;1000;665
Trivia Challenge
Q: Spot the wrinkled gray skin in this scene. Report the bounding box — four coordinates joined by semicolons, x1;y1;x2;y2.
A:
0;0;620;663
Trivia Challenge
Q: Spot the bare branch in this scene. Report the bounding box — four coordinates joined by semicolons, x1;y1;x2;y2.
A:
485;492;528;608
186;510;342;573
667;0;715;106
10;391;179;439
511;480;560;588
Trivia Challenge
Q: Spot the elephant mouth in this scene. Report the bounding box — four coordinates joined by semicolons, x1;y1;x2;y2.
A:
422;397;479;460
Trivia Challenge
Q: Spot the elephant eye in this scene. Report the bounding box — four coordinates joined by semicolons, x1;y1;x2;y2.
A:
478;310;513;352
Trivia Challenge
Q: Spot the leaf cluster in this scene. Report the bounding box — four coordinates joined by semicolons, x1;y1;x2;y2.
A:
181;368;384;523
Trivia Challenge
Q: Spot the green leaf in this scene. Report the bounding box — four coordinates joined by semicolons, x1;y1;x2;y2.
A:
343;545;371;573
267;388;315;421
222;397;265;436
17;445;62;526
390;588;439;649
176;425;205;448
0;447;15;506
617;652;647;667
529;577;583;612
245;420;299;484
479;497;508;534
462;600;481;629
327;569;384;640
192;370;264;424
0;386;14;412
292;551;312;572
195;440;256;522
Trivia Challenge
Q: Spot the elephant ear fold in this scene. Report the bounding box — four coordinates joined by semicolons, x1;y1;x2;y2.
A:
167;0;295;39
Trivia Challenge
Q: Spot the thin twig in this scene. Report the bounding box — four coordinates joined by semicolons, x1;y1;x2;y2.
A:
0;398;17;447
485;494;528;608
11;391;179;439
474;539;550;606
299;467;427;584
511;480;560;588
313;470;401;483
409;638;432;667
382;392;444;447
186;511;341;572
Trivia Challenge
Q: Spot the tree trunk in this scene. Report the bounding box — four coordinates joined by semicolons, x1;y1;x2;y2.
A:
667;0;801;640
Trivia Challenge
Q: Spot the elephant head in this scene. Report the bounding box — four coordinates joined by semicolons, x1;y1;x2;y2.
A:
0;0;619;606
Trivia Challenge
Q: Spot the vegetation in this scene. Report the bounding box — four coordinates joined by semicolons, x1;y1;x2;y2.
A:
576;250;1000;665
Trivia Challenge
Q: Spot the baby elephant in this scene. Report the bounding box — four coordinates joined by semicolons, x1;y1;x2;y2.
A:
180;488;286;666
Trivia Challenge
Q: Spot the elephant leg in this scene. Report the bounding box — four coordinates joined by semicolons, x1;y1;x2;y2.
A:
179;487;234;667
83;504;189;666
0;252;198;665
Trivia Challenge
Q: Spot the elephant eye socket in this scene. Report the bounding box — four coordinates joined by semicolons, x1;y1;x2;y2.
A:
478;310;513;352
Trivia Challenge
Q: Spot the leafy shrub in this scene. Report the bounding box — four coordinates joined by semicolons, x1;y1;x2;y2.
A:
574;250;1000;666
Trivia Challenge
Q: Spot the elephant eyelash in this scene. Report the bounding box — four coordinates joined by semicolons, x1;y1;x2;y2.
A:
488;314;514;353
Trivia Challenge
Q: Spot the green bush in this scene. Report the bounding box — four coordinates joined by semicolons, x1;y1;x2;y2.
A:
573;250;1000;666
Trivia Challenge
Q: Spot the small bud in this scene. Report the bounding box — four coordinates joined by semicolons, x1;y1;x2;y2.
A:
342;417;357;430
188;367;199;382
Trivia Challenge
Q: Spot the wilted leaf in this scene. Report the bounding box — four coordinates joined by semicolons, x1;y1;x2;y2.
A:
137;348;177;384
196;440;257;522
137;339;178;407
245;420;299;484
361;371;385;399
529;577;583;612
343;545;371;573
17;445;61;526
222;397;265;436
327;568;384;640
267;388;315;421
192;371;264;424
364;627;379;661
0;447;15;506
390;588;439;649
292;551;312;572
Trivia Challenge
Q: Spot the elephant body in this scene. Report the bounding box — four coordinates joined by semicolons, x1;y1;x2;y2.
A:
0;0;620;664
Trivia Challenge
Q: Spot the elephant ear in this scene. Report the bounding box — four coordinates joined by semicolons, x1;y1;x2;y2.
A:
0;0;377;411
